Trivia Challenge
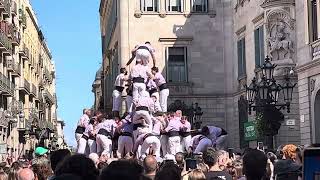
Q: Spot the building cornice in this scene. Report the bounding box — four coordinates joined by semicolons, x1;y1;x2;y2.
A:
235;25;246;36
26;7;52;59
159;37;193;42
296;59;320;73
261;0;295;8
252;13;264;24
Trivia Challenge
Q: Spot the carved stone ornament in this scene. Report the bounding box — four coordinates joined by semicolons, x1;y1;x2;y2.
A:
159;11;167;18
261;0;295;8
266;9;295;61
134;10;142;18
310;79;316;93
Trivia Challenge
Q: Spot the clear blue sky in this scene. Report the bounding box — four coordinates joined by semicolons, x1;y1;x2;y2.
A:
31;0;101;147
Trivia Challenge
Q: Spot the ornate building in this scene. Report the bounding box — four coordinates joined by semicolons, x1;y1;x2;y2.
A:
99;0;320;148
0;0;58;160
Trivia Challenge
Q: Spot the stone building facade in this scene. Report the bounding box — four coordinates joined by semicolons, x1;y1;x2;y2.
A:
0;0;59;160
92;66;103;111
98;0;319;148
295;0;320;145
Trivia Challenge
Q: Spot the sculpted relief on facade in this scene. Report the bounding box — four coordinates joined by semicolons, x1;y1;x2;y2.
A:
266;8;296;75
266;9;295;61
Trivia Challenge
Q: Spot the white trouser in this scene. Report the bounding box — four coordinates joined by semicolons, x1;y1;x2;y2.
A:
151;92;162;112
133;110;153;132
117;135;133;158
112;89;122;112
195;137;212;154
132;83;146;101
181;135;192;152
133;127;152;143
87;139;97;154
136;49;150;65
168;136;181;155
77;137;87;154
159;89;169;112
96;134;113;157
215;135;228;150
141;136;161;159
126;95;133;113
160;135;169;157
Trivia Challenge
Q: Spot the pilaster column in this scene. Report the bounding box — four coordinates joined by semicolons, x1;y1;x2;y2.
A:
317;0;320;39
159;0;167;18
119;0;130;68
208;0;216;18
184;0;191;17
134;0;142;18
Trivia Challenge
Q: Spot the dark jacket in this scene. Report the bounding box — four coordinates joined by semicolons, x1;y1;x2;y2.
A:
274;159;301;180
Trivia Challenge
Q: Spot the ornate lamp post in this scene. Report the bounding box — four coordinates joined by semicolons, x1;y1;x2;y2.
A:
245;56;296;148
193;103;203;129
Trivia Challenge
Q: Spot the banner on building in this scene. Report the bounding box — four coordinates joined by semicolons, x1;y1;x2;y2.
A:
244;121;257;141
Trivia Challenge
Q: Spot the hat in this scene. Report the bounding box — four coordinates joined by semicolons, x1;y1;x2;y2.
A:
35;147;48;156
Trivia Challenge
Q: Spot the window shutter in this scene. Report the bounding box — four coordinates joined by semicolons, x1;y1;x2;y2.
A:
259;27;265;65
242;39;246;76
254;28;260;68
237;40;242;77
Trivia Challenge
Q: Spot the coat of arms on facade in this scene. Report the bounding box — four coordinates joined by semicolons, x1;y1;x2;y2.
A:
266;9;295;62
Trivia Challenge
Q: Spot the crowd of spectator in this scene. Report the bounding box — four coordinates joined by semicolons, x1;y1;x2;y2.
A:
0;143;305;180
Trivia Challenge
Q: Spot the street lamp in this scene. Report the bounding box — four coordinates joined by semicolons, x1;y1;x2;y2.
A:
245;56;296;149
261;56;277;81
245;56;296;114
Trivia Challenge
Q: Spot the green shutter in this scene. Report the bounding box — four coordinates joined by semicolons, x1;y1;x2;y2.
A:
242;38;246;76
259;27;265;65
254;29;260;67
237;40;242;77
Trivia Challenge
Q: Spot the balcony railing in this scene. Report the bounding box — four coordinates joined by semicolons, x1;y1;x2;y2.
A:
312;40;320;61
39;78;45;90
20;43;29;60
11;27;20;46
31;84;37;97
44;89;54;104
0;72;15;96
0;0;11;17
19;8;27;28
11;1;17;16
0;21;12;53
6;57;21;76
24;78;30;93
39;54;44;68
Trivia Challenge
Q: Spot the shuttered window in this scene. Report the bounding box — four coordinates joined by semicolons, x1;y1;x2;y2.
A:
166;47;187;82
254;26;265;67
237;38;246;78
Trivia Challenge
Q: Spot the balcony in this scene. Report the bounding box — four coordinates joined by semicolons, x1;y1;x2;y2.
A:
19;78;30;94
43;89;54;104
0;72;15;97
30;84;37;97
19;44;30;60
11;28;20;46
39;78;45;90
0;21;12;54
11;1;17;16
0;0;11;17
19;8;27;29
6;57;21;76
312;40;320;61
39;54;44;68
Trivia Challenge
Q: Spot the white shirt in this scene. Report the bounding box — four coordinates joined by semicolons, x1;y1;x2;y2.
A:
77;114;90;128
96;119;117;135
130;64;152;80
114;73;126;87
